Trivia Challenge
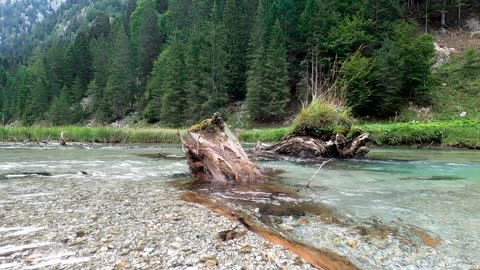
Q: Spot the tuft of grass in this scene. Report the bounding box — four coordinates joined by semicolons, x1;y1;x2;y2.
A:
0;126;183;144
289;100;353;140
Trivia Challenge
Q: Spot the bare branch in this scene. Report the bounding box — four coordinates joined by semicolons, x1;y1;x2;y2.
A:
299;158;334;191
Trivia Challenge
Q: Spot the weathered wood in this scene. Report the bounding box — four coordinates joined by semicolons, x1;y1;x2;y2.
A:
183;113;266;183
258;132;370;159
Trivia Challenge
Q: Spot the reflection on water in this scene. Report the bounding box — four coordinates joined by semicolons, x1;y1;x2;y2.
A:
0;144;479;269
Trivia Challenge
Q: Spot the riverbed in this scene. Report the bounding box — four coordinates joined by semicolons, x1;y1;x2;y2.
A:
0;144;478;269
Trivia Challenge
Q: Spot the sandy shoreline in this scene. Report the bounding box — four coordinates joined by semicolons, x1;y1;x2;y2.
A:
0;174;315;269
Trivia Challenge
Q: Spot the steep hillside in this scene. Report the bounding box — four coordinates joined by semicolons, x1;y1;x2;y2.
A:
0;0;127;63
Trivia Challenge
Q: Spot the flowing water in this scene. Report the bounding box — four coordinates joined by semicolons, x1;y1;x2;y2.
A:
0;144;478;269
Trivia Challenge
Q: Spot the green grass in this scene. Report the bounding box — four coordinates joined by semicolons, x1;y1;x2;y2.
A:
356;120;480;149
238;127;290;143
0;126;183;144
239;120;480;149
1;120;479;149
431;49;480;120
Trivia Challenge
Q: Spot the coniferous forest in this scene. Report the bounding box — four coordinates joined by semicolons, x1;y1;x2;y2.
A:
4;0;476;127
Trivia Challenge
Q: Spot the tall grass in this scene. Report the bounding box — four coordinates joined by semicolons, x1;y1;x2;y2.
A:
1;120;478;149
239;120;480;149
0;126;183;144
357;120;480;149
238;127;289;143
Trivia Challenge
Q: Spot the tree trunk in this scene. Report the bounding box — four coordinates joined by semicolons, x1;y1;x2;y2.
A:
182;112;266;183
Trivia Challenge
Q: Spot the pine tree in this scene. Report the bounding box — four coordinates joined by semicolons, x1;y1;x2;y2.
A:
185;17;229;123
102;22;135;122
48;85;73;125
160;34;187;126
22;56;49;124
144;48;171;123
90;36;111;89
223;0;252;100
136;1;163;84
14;66;29;119
264;20;290;119
89;13;111;39
44;42;67;98
86;79;101;115
64;31;92;89
71;76;84;102
246;0;269;121
125;0;137;30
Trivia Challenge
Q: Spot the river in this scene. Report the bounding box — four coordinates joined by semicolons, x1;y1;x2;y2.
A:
0;144;478;269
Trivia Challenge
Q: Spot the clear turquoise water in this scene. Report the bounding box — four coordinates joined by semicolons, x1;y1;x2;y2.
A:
261;148;480;269
1;144;478;269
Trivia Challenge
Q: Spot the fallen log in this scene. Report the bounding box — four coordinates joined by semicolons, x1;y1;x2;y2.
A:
261;132;370;159
182;112;266;183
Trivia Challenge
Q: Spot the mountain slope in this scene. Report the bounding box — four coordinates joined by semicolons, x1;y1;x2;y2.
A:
0;0;126;63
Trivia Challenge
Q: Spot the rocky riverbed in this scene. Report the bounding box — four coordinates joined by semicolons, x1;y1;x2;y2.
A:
1;144;479;270
0;144;314;269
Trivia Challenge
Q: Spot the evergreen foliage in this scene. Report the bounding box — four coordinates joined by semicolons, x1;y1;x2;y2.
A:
159;34;187;127
102;22;135;122
246;4;290;122
0;0;441;126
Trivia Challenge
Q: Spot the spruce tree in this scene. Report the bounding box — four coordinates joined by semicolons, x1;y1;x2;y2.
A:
22;57;49;124
102;22;135;122
14;66;29;119
160;34;186;126
48;85;73;125
71;76;84;102
264;20;290;119
246;0;269;121
136;1;162;84
185;5;229;123
89;13;111;39
86;79;101;115
223;0;252;100
144;48;170;123
64;31;92;89
90;36;111;89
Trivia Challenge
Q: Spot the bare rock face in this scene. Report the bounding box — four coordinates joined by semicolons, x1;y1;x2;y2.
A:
183;113;266;183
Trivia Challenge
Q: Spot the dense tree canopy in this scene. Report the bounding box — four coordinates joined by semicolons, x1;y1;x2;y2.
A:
0;0;446;126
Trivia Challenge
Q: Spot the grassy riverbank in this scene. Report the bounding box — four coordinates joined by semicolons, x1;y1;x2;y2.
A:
1;120;479;149
238;120;480;149
0;126;182;144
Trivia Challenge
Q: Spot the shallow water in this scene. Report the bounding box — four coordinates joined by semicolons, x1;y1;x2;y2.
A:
259;149;480;269
0;143;479;269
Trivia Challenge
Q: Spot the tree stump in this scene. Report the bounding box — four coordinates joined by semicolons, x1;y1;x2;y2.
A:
182;113;266;183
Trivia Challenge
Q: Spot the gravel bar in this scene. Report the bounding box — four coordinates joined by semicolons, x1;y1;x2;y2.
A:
0;175;315;269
